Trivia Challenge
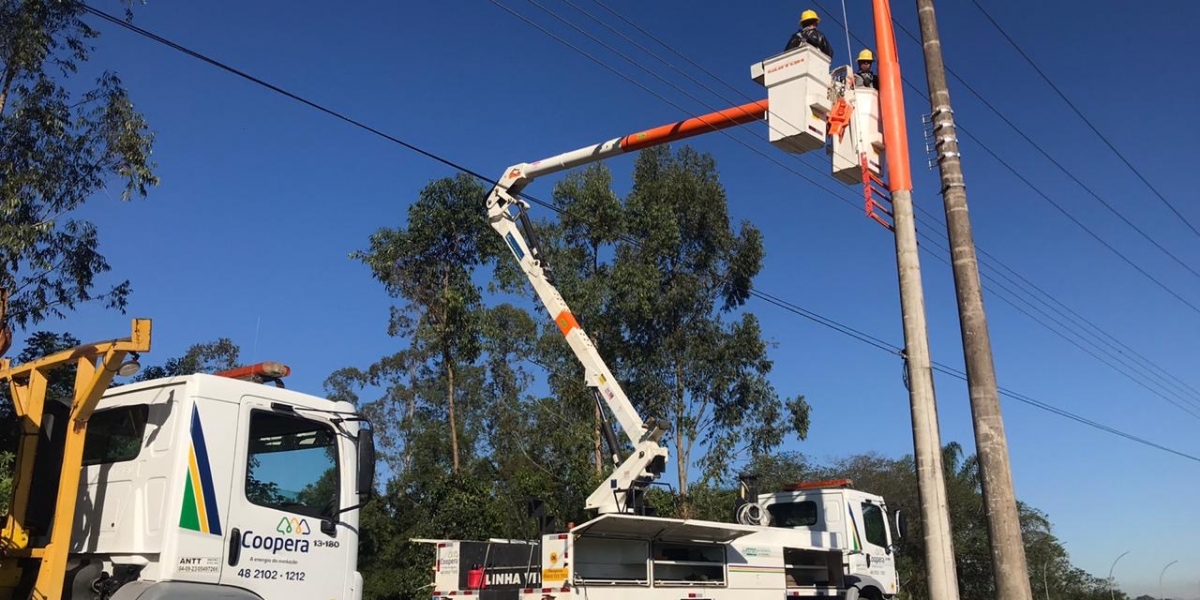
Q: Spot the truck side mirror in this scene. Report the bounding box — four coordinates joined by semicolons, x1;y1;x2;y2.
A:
894;510;907;540
357;426;376;500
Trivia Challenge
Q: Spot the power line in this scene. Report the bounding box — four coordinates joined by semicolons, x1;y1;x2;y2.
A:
795;0;1200;317
808;3;1200;402
968;0;1200;240
880;17;1200;310
480;0;864;218
560;1;1200;412
485;0;1200;439
967;237;1200;402
931;364;1200;465
518;0;1200;416
943;214;1200;405
581;0;1200;405
78;5;498;187
78;3;1200;463
916;233;1200;419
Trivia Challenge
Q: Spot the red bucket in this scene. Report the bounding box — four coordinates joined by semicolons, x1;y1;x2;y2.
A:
467;566;485;589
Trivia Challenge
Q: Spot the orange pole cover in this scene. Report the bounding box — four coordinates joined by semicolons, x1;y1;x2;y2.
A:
873;0;913;192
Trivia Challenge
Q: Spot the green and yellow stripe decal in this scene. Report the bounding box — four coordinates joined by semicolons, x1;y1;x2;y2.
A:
179;405;222;535
847;501;862;552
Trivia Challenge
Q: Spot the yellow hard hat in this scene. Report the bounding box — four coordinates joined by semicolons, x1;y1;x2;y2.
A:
800;9;820;25
857;49;874;62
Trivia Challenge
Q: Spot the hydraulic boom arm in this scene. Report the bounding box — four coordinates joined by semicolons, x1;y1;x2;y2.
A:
486;100;767;514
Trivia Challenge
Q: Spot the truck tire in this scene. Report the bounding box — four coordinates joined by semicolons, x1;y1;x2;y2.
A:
110;581;265;600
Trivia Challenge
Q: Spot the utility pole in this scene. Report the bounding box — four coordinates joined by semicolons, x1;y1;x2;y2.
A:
912;2;1032;600
871;3;961;600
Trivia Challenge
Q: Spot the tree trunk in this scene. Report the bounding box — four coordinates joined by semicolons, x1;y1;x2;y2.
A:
590;244;604;474
441;270;460;475
0;289;11;358
446;349;460;475
674;361;689;518
0;65;15;118
402;360;418;473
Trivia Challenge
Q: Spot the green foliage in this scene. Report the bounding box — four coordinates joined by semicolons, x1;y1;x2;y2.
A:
790;443;1123;600
607;146;808;505
0;451;12;510
342;149;821;595
0;0;157;353
134;337;240;381
0;330;82;507
353;174;516;474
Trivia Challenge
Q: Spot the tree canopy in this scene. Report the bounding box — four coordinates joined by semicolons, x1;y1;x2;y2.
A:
0;0;157;356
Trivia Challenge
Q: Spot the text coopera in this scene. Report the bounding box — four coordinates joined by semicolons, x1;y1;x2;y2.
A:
242;531;311;554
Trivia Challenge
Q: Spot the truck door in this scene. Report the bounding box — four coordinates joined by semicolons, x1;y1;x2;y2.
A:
857;501;894;588
219;399;345;598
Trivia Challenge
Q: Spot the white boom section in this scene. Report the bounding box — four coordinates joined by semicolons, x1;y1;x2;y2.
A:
487;162;668;515
485;101;768;514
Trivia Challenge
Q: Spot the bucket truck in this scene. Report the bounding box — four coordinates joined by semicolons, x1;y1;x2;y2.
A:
415;44;901;600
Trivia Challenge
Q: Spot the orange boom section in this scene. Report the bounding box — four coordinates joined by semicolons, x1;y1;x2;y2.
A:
619;100;769;152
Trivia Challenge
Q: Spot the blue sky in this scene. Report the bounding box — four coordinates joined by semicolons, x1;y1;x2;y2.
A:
20;0;1199;595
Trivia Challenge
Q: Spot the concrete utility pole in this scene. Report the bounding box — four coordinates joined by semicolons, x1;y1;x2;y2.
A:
871;3;961;600
912;2;1032;600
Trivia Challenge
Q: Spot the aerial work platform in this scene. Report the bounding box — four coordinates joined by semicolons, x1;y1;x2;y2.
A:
751;45;833;154
831;84;884;184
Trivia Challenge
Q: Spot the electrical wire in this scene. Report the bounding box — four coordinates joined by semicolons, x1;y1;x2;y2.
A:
959;227;1200;405
889;18;1200;286
805;1;1200;316
76;4;1200;463
968;0;1200;241
931;364;1200;465
481;0;865;218
582;0;1200;406
480;0;1200;426
557;0;1200;413
916;234;1200;419
814;2;1200;403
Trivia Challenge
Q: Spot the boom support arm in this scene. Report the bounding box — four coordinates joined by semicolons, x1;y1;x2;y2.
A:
486;101;767;514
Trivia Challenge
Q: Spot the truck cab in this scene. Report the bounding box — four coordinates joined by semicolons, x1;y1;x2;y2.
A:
756;480;900;600
47;365;374;599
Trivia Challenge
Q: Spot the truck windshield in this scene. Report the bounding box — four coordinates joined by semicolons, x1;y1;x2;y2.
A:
245;410;339;519
767;500;818;527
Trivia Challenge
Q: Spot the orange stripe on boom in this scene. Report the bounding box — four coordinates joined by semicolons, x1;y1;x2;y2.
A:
555;311;579;336
619;100;768;152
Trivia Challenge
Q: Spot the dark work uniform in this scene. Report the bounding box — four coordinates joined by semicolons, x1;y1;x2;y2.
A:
784;26;833;59
856;69;879;89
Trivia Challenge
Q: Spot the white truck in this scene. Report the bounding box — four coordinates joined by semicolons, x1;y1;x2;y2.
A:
0;326;375;600
749;478;904;600
415;57;902;600
421;479;902;600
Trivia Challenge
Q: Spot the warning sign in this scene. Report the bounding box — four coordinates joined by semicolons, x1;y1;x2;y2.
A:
542;568;568;582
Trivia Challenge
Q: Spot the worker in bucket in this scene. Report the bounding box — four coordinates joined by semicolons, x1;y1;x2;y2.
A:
855;49;879;89
784;9;833;58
